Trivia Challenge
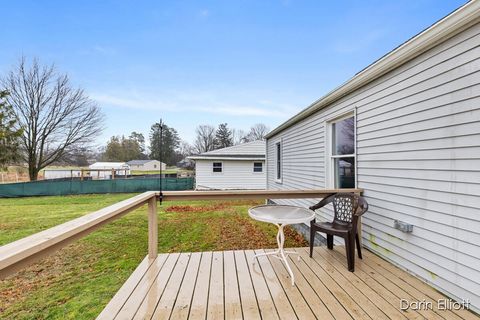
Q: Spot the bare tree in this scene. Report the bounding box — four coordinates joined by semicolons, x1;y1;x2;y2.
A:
232;128;247;145
244;123;270;142
193;125;216;153
2;58;104;180
178;140;194;157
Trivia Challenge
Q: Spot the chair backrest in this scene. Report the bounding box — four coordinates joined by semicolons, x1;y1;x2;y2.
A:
309;193;368;225
332;193;358;223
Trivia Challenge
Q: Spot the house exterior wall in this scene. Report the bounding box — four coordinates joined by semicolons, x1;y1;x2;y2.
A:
266;22;480;311
129;161;166;171
195;160;266;190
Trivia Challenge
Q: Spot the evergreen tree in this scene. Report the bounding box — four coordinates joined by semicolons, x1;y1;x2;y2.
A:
214;123;233;149
149;120;180;166
0;90;23;168
129;132;147;159
103;134;143;161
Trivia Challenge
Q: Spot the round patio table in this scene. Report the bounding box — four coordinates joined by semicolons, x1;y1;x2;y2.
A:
248;204;315;286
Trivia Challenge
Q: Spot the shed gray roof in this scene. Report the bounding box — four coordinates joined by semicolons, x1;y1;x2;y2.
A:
188;140;265;160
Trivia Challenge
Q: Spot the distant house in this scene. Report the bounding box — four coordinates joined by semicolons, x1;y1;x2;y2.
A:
188;141;266;190
127;160;166;172
176;158;194;169
88;162;130;179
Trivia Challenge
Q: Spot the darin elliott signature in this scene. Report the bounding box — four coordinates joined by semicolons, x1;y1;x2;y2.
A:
400;299;470;311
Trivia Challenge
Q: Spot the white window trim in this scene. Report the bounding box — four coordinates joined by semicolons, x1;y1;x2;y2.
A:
253;161;263;173
275;139;283;183
212;161;223;174
325;111;356;189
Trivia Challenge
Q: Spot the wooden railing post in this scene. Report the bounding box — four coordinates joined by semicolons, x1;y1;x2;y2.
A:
148;196;158;259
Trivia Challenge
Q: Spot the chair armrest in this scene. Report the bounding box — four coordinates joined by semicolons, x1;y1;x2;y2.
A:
354;197;369;216
309;194;335;211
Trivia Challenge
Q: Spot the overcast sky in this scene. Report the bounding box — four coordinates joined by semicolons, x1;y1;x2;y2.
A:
0;0;467;146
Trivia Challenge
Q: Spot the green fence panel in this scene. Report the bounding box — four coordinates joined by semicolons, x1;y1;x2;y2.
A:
0;177;194;198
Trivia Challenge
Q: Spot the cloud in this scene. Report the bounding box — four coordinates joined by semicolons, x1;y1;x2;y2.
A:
91;93;175;111
198;106;284;117
91;90;293;118
78;45;117;56
199;9;210;18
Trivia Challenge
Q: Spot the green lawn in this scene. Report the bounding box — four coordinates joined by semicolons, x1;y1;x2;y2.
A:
0;194;307;319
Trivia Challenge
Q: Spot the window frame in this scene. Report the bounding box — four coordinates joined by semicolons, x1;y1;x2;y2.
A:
253;161;263;173
212;161;223;173
275;140;282;183
326;112;356;189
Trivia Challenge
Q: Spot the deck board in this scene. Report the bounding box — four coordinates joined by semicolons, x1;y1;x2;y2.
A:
224;250;243;319
98;247;478;320
244;250;280;320
169;252;202;319
234;250;261;320
189;252;212;320
206;251;224;320
131;253;179;319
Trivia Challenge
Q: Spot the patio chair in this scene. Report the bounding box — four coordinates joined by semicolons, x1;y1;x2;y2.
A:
309;193;368;272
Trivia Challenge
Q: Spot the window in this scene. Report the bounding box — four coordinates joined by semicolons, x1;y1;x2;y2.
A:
330;115;355;188
276;142;282;181
212;162;222;173
154;164;157;169
253;162;263;172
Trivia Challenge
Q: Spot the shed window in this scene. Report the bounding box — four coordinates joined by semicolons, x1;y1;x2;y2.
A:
330;115;355;188
212;162;222;173
276;142;282;181
253;162;263;172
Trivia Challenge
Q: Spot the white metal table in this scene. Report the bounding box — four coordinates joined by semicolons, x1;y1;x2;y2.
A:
248;204;315;286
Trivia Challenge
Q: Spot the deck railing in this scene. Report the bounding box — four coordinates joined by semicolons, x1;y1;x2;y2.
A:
0;189;362;279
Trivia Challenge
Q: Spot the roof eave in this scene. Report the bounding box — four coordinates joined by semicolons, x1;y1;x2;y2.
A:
187;156;265;161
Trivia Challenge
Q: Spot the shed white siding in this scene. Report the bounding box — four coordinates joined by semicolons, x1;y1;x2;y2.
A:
44;170;82;180
267;21;480;311
129;160;166;171
195;160;266;190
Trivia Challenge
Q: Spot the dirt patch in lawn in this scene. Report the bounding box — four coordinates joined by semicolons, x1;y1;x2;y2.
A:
215;214;308;250
165;200;260;214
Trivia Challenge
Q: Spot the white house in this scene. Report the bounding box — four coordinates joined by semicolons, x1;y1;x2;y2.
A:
127;160;166;172
188;141;266;190
265;1;480;313
88;162;130;179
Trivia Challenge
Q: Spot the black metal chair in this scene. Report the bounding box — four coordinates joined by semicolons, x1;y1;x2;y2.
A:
309;193;368;272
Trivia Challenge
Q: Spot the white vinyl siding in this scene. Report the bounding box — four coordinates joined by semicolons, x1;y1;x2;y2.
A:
195;160;266;190
266;22;480;312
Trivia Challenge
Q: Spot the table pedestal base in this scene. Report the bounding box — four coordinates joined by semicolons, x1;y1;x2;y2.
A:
253;224;299;286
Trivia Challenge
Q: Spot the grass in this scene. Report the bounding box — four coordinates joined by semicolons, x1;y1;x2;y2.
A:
0;194;307;319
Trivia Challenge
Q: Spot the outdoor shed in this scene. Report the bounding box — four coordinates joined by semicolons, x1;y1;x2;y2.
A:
127;160;166;172
88;162;130;179
188;140;266;190
265;1;480;313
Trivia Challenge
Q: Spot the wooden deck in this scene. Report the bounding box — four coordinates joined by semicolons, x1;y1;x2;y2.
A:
97;246;478;320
